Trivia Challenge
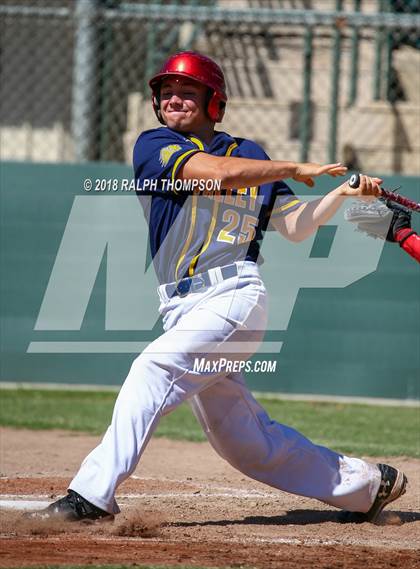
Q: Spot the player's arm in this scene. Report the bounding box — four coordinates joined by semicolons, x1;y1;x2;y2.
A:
271;175;383;242
178;151;347;188
397;231;420;263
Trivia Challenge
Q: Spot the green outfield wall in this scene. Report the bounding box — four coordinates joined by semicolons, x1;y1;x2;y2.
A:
0;162;419;400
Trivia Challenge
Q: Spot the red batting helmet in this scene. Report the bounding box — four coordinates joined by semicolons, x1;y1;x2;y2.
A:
149;51;227;124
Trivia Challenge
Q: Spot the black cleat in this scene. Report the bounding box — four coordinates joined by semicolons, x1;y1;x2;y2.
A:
24;489;113;522
340;463;407;524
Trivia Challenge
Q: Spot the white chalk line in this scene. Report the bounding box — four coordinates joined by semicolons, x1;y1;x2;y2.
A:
0;474;279;498
0;489;279;511
0;477;278;506
0;500;49;510
130;475;275;495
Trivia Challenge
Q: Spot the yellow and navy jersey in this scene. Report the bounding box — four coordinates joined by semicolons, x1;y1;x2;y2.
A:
133;126;301;284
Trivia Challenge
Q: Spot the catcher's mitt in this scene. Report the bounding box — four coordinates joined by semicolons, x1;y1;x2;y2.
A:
344;199;412;242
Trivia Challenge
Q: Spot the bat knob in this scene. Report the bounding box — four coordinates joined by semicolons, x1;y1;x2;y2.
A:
349;173;361;188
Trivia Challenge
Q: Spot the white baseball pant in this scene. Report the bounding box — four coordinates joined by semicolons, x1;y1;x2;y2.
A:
69;261;380;514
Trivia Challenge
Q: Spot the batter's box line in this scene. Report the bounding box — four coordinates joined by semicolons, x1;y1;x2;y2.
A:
130;475;277;497
117;491;278;499
0;490;279;510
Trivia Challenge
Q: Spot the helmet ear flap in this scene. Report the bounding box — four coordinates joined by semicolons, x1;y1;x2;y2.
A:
207;91;225;122
152;93;166;125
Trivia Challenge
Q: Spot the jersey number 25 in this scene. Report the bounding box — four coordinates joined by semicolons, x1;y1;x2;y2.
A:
217;210;258;245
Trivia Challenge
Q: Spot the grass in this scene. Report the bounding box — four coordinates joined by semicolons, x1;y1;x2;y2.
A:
0;388;419;457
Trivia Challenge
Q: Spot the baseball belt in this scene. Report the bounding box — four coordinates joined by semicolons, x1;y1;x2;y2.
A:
163;263;238;299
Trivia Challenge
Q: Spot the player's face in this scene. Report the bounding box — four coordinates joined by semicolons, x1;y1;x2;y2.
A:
160;77;211;133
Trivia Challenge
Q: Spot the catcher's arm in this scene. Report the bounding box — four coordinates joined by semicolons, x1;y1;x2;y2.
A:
397;231;420;263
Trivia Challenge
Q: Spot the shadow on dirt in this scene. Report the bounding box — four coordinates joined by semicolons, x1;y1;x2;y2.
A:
166;509;420;527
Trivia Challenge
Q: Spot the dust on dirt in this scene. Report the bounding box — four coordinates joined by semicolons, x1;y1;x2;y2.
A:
110;506;163;538
1;428;419;569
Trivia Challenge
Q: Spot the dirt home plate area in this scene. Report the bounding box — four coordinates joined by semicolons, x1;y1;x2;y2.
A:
0;428;419;569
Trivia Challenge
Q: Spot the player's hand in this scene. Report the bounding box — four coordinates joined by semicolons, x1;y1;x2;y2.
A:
340;174;383;199
293;162;348;187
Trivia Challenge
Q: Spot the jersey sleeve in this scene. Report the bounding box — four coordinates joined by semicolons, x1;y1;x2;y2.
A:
233;138;303;232
235;139;302;219
262;181;302;232
133;128;203;194
269;181;303;218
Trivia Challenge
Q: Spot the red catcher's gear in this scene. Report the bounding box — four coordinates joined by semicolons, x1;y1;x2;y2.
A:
149;51;227;123
395;228;420;263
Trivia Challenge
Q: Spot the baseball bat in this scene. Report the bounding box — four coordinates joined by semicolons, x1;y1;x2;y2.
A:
348;173;420;213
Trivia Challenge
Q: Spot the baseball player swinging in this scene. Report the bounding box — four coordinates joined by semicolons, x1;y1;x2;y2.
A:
28;51;407;523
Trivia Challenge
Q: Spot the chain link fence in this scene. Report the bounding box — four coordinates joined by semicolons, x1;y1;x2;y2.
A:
1;0;419;174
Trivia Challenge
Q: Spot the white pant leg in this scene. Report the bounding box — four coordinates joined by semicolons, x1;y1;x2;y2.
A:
69;278;267;513
190;374;380;512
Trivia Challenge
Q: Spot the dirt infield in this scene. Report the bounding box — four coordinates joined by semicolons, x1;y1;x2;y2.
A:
1;428;419;568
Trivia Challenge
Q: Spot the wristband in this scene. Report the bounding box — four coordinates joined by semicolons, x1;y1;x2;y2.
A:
395;228;416;247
